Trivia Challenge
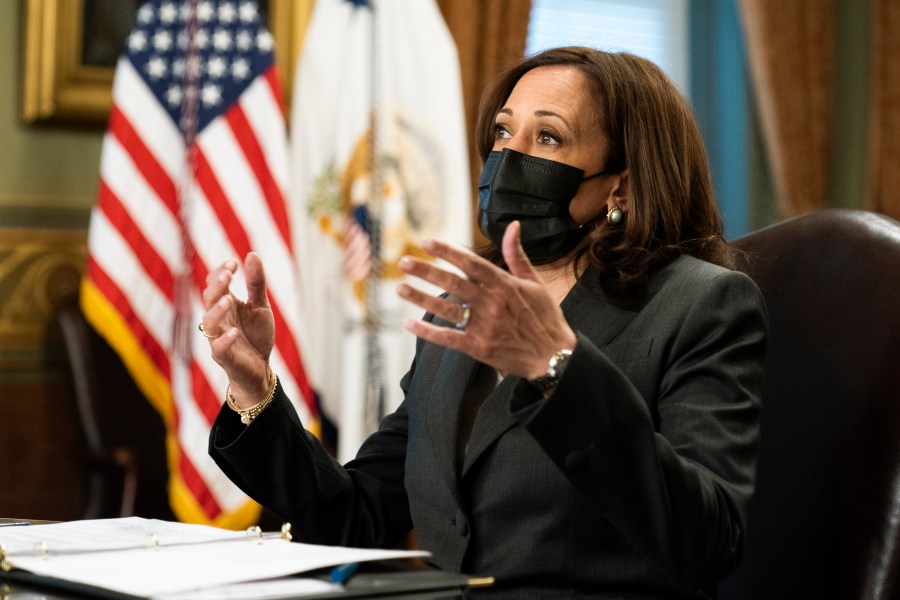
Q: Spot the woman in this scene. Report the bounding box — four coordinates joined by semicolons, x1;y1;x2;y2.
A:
202;47;767;599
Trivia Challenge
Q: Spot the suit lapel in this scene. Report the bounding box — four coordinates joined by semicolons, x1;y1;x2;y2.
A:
460;271;640;476
461;375;518;476
561;270;640;349
425;347;479;499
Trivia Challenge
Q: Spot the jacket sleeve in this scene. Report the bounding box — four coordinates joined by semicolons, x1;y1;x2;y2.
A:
509;269;767;588
208;357;419;548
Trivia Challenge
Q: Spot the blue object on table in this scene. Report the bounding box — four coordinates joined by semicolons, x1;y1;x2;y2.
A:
329;562;360;585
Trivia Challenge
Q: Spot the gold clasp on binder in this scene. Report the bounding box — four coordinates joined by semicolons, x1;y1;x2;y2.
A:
0;541;49;571
246;525;263;545
0;545;10;572
144;533;161;550
32;542;48;561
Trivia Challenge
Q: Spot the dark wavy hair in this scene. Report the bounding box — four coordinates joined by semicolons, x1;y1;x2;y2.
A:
475;46;733;302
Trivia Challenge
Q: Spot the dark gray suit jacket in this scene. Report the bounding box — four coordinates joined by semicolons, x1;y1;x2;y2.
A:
210;255;767;599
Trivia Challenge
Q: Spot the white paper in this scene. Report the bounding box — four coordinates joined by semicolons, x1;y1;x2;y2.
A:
0;517;430;598
0;517;243;555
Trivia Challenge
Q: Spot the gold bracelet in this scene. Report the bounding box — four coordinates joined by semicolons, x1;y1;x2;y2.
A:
226;365;278;425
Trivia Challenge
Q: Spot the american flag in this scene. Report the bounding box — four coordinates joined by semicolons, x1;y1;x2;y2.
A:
81;0;316;527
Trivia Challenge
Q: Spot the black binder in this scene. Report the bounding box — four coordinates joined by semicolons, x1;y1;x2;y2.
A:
1;563;475;600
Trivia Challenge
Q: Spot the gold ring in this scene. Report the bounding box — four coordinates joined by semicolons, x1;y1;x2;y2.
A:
199;323;220;339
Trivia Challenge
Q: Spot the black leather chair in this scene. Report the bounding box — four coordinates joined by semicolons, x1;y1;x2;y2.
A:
720;209;900;599
55;300;174;521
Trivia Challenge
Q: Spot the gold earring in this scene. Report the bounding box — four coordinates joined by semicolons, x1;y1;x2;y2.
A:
607;205;624;224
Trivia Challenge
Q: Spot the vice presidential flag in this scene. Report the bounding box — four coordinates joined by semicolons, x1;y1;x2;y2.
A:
290;0;471;462
81;0;316;527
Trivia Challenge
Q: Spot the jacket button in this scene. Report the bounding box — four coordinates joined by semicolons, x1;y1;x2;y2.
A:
565;450;588;471
455;513;469;537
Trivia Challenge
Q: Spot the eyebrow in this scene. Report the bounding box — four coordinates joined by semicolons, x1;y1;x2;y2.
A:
497;108;571;128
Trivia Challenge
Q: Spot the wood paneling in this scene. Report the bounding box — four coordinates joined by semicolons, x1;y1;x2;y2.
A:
0;228;87;520
0;375;85;520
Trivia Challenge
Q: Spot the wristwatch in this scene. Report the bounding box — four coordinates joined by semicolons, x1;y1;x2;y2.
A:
528;349;573;392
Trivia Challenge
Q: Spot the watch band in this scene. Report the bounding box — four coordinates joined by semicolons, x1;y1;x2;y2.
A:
528;348;573;392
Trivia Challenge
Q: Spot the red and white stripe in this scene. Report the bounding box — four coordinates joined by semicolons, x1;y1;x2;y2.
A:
84;55;315;524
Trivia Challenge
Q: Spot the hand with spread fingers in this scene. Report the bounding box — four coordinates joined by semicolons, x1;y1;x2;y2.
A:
200;251;274;408
397;221;577;381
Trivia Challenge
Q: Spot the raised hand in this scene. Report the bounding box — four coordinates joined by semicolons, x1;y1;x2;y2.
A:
200;252;274;407
396;221;577;380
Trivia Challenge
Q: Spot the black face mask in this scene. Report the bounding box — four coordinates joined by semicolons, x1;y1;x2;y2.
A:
478;148;605;265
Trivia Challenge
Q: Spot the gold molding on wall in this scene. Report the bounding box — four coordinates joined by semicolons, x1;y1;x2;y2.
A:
21;0;112;124
0;228;86;355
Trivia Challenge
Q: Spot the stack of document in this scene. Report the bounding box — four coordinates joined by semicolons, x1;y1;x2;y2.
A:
0;517;432;599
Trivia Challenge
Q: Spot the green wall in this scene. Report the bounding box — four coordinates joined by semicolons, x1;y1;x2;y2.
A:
0;1;103;228
831;0;870;210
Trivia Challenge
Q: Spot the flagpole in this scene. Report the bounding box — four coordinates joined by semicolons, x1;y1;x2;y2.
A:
174;0;202;363
363;0;386;433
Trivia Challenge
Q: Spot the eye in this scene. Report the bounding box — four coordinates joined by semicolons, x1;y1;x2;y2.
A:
493;124;511;140
537;129;561;146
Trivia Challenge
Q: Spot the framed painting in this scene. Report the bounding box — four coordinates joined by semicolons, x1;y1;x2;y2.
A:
20;0;311;126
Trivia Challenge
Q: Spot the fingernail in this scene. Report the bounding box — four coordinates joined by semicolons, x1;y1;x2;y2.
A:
397;284;410;298
218;271;230;284
217;296;229;309
421;238;434;251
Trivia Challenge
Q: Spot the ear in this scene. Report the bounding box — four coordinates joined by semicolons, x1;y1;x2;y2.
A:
607;169;631;215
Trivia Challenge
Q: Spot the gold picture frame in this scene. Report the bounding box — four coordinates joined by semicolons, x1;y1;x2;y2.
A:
21;0;313;126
